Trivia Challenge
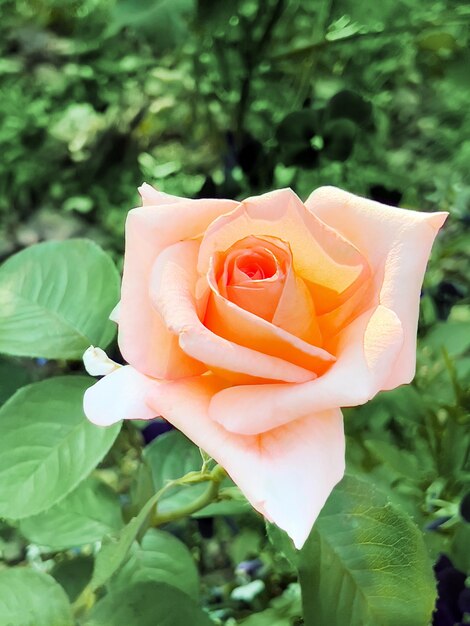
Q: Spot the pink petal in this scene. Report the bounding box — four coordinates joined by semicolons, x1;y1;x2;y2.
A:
150;240;316;384
271;261;323;345
118;196;238;379
146;376;345;549
209;305;403;435
306;186;448;387
138;182;183;206
83;366;157;426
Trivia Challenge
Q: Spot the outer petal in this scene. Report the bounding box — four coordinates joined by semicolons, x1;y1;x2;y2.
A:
84;366;157;426
146;376;345;549
119;195;238;379
305;186;448;387
150;240;316;384
138;182;183;206
210;305;403;435
83;346;121;376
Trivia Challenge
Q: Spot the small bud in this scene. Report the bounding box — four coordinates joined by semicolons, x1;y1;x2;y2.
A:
83;346;121;376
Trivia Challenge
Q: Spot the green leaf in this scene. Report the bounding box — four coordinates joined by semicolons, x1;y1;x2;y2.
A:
110;529;199;600
304;475;436;626
450;523;470;574
423;320;470;358
144;430;206;514
0;239;120;359
0;568;73;626
0;377;121;519
364;439;423;480
19;477;123;549
84;582;212;626
266;523;297;568
271;474;436;626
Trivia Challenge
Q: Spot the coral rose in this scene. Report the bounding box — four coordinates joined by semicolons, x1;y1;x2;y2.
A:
84;184;447;548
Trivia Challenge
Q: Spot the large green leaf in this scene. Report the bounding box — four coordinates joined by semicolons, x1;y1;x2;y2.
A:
110;528;199;600
84;582;213;626
0;239;120;359
0;568;73;626
0;377;121;519
303;475;436;626
271;474;436;626
19;477;123;549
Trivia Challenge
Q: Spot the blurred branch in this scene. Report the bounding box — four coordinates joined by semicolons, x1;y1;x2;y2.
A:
292;0;334;109
235;0;287;140
271;17;470;61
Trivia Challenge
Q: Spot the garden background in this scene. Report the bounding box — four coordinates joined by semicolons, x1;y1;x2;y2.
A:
0;0;469;624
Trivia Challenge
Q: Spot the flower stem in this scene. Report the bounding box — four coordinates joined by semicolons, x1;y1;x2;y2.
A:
152;465;226;526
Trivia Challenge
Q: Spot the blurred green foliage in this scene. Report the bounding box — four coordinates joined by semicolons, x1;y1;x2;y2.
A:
0;0;469;624
1;0;469;254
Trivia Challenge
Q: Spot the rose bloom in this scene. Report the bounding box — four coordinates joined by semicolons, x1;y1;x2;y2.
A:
84;184;446;548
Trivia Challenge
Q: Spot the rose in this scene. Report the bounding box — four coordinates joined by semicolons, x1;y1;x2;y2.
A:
84;184;446;548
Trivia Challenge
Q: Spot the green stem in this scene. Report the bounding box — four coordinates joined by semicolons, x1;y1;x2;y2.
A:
152;464;226;526
298;562;317;626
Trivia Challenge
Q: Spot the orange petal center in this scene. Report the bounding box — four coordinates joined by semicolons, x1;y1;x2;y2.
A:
216;236;288;322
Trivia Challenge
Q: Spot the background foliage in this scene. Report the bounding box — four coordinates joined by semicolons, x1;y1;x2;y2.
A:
0;0;469;624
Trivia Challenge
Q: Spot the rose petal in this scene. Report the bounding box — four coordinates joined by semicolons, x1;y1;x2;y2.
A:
119;196;238;379
83;346;121;376
205;264;334;374
271;262;323;345
316;275;375;345
198;188;369;310
225;280;283;321
138;182;183;206
146;375;345;549
306;186;448;387
209;305;403;435
150;240;317;384
219;236;287;321
84;366;157;426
